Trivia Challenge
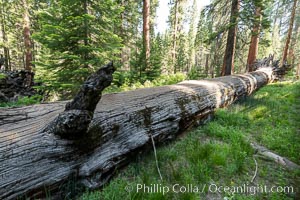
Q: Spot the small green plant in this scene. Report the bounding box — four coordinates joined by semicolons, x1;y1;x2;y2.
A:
0;73;7;79
104;72;187;94
0;94;42;107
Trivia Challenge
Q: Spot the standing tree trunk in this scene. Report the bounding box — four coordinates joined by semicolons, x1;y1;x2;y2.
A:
288;11;300;67
281;0;298;64
296;62;300;79
221;0;239;76
172;0;179;73
247;6;262;72
0;0;9;71
119;0;128;70
22;0;32;72
294;15;300;80
143;0;150;71
205;54;209;77
83;0;89;68
211;33;223;77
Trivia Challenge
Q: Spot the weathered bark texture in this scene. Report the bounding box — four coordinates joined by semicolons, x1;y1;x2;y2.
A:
221;0;239;76
0;66;276;199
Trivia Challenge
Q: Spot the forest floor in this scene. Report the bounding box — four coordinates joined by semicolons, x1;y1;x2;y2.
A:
79;80;300;200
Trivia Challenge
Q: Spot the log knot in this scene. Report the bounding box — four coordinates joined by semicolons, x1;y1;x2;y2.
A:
43;110;93;138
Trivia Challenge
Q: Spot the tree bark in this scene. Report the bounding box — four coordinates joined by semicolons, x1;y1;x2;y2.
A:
247;6;262;72
0;66;276;199
221;0;239;76
22;0;32;72
281;0;298;64
143;0;150;71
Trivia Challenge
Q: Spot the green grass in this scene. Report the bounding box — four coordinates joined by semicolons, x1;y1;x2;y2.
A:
79;81;300;200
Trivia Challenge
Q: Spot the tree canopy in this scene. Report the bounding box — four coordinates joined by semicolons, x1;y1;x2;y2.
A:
0;0;299;98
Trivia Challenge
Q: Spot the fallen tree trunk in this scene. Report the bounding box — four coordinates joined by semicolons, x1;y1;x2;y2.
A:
0;67;275;199
251;143;300;171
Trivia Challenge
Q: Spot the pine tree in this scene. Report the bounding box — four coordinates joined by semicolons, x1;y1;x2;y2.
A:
0;0;10;70
199;0;232;77
143;0;150;71
169;0;188;74
195;8;211;77
221;0;240;76
246;5;262;72
244;0;272;72
33;0;123;93
117;0;142;72
187;0;198;72
0;0;28;71
282;0;298;64
288;10;300;66
22;0;32;72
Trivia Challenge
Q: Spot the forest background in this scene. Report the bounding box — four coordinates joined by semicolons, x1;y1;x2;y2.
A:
0;0;299;100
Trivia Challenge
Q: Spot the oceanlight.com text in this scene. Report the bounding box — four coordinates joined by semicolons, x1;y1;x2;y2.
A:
124;183;294;196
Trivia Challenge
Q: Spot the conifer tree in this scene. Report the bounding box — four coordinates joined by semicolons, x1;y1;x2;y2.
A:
143;0;150;71
282;0;298;64
22;0;32;72
221;0;240;76
33;0;122;92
